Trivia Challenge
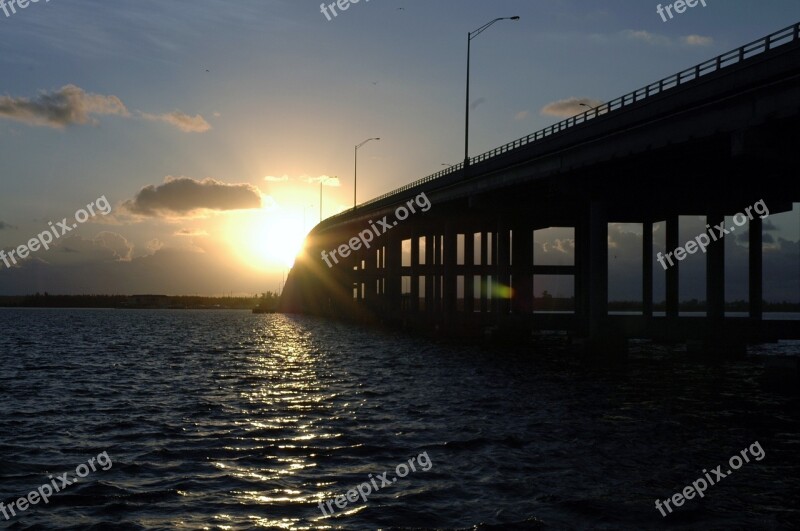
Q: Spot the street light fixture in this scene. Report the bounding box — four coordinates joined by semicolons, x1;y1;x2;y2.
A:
579;102;597;110
354;137;380;208
464;16;520;168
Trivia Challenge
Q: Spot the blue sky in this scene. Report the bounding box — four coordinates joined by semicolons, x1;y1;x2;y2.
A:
0;0;798;298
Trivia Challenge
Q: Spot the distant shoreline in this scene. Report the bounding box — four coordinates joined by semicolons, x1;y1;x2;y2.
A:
0;294;280;311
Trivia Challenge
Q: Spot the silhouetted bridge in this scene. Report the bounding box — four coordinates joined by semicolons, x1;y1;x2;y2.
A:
281;23;800;355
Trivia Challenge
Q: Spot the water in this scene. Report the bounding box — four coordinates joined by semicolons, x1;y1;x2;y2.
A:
0;309;798;530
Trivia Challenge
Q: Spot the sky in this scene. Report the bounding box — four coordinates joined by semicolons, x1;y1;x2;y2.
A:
0;0;798;300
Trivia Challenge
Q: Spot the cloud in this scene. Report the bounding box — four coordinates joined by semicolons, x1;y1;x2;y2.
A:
147;239;165;252
140;111;211;133
470;97;487;111
514;110;529;121
264;175;290;182
175;229;209;237
93;231;134;261
0;221;16;230
621;30;671;46
682;35;713;46
303;175;340;186
540;97;604;118
122;176;263;217
0;84;129;128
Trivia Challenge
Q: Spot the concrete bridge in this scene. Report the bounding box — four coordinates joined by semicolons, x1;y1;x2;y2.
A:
281;22;800;356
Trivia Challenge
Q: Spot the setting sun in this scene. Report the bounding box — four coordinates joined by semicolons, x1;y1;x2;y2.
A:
227;208;308;270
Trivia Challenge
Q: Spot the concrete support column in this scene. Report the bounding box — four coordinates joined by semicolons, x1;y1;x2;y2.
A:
665;215;680;318
425;233;435;315
482;231;490;313
411;234;420;313
511;223;533;314
362;237;373;310
386;230;402;320
464;230;475;314
588;201;609;340
496;219;511;316
443;222;458;317
643;221;654;318
707;212;725;321
749;216;763;320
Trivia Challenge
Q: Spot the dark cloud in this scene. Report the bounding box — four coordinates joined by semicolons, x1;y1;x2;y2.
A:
540;97;603;118
0;221;16;230
0;84;129;128
737;230;776;244
470;97;487;111
122;177;263;217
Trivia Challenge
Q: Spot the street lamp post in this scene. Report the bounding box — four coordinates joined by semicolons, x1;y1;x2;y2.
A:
354;137;380;208
464;16;520;168
319;176;335;222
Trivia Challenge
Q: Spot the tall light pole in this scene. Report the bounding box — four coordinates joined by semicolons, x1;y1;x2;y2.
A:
354;137;380;208
319;176;335;222
464;16;520;168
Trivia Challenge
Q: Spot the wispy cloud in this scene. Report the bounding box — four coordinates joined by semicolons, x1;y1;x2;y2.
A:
682;34;714;46
0;85;212;133
175;228;209;237
514;110;529;121
621;30;671;46
540;97;603;118
305;175;340;186
264;175;290;182
470;97;487;111
122;176;263;217
0;84;129;128
140;111;211;133
620;30;714;48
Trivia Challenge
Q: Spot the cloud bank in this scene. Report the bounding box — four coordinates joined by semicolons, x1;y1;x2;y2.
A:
122;177;263;217
0;84;129;128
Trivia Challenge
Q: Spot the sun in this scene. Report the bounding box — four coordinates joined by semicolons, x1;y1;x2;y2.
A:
228;208;308;271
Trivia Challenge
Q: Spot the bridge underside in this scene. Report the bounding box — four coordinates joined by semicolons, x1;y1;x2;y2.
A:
283;132;799;355
281;35;800;357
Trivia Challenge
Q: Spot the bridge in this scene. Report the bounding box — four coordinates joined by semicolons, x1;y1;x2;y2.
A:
281;22;800;356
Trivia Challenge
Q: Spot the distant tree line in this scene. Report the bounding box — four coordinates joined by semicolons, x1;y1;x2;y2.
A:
0;292;282;310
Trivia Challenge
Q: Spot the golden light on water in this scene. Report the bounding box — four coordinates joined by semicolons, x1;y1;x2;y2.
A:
213;316;329;528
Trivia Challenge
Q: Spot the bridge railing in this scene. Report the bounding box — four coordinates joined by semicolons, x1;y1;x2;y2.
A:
322;22;800;226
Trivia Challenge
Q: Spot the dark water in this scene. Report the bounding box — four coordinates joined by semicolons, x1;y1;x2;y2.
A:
0;309;798;530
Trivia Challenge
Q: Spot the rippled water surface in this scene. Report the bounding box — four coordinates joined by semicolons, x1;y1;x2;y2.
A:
0;309;798;530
